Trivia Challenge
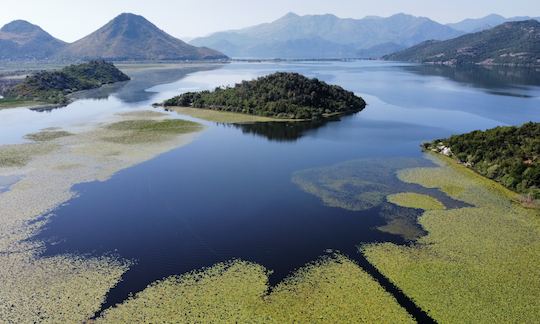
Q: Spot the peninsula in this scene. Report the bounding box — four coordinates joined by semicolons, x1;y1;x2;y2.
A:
160;72;366;120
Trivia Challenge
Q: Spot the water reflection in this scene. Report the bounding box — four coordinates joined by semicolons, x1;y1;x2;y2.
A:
230;118;335;142
404;64;540;96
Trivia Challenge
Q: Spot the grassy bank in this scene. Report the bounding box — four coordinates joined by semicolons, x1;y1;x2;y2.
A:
0;98;47;110
170;106;284;123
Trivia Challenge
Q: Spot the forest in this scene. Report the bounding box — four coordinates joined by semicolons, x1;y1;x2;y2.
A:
162;72;366;120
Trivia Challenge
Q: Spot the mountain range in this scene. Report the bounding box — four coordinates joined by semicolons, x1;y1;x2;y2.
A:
1;12;539;61
384;20;540;66
0;13;227;62
190;13;463;59
447;14;540;33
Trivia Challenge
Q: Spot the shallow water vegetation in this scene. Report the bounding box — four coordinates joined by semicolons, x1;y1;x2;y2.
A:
24;130;73;142
0;143;56;168
292;158;428;211
103;119;202;144
0;247;128;323
363;154;540;323
387;192;445;210
0;98;46;109
98;255;413;323
170;106;282;123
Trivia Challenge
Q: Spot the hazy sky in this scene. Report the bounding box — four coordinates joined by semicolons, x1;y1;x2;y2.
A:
1;0;539;42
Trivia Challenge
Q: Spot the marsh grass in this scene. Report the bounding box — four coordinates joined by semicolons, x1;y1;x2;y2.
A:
98;255;413;323
0;98;45;109
103;119;202;144
25;130;73;142
171;107;282;123
387;193;445;210
363;154;540;323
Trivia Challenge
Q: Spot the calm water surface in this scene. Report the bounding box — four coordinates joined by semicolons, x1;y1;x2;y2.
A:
2;61;539;316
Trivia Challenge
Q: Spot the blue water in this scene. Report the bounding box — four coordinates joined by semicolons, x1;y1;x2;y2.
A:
11;61;539;317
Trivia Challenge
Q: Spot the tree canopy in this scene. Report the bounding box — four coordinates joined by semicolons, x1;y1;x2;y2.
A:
425;122;540;198
162;72;366;120
4;60;129;104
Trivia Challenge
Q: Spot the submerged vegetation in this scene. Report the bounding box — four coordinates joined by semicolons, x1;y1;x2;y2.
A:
363;154;540;323
170;107;281;123
103;119;202;144
2;60;130;105
161;72;366;120
98;255;413;323
424;122;540;199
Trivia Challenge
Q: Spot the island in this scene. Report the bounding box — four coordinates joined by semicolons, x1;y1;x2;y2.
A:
424;122;539;204
0;60;130;107
159;72;366;120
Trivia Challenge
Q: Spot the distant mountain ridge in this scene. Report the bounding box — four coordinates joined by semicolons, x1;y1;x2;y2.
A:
0;13;227;62
384;20;540;66
0;20;66;60
59;13;227;61
447;14;540;33
190;12;463;59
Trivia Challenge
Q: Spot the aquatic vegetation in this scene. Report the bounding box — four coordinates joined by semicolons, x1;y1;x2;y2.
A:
387;193;445;210
292;158;427;211
103;119;202;144
376;204;426;241
98;255;413;323
25;130;73;142
0;143;56;167
171;107;280;123
363;154;540;323
0;248;128;323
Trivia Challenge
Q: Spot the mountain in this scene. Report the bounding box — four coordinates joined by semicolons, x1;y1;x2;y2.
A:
190;12;463;59
0;20;66;60
447;14;540;33
384;20;540;66
58;13;228;61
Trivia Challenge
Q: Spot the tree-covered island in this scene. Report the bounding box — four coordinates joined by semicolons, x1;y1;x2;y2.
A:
1;60;130;106
160;72;366;120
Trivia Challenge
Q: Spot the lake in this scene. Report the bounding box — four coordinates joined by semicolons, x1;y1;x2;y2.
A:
3;61;539;318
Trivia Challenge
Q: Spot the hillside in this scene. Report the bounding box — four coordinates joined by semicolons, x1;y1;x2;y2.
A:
3;60;130;104
447;14;540;33
190;13;462;59
58;13;227;61
161;72;366;120
0;20;66;60
384;20;540;66
425;122;540;200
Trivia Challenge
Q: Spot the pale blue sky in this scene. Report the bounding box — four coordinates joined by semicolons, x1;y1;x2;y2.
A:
1;0;539;42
